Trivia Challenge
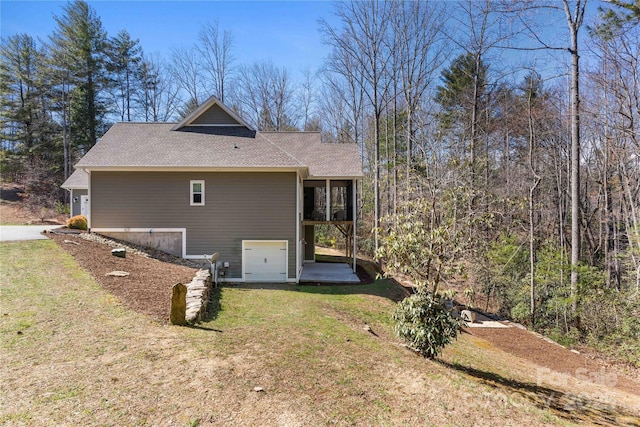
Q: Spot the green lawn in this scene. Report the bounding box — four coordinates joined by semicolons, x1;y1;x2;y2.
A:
1;240;637;426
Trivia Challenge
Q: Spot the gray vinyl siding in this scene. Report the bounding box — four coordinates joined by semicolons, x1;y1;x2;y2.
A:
91;171;297;280
71;189;88;217
191;104;240;125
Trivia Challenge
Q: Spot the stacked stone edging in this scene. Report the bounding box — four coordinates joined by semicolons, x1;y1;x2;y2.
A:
185;269;213;323
74;231;202;268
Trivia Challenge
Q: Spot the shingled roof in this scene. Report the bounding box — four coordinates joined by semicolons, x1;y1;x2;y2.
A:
75;96;362;179
261;132;362;178
61;169;89;189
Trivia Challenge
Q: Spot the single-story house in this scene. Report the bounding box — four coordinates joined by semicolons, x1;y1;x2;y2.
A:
61;96;363;283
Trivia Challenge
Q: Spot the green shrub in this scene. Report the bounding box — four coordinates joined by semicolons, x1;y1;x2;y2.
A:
511;300;531;324
66;215;87;230
392;290;463;359
54;200;69;215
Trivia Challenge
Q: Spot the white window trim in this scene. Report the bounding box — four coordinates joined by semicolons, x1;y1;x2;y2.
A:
190;180;205;206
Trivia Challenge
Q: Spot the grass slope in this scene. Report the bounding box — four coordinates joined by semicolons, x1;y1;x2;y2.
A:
1;240;638;426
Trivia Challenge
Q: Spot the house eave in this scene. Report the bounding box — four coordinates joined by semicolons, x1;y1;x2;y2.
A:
78;166;307;173
305;175;364;180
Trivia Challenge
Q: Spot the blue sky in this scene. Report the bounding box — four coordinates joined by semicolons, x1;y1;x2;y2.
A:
1;0;337;76
1;0;609;87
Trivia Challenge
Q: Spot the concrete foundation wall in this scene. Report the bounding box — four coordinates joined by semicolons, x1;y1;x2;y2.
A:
98;231;183;257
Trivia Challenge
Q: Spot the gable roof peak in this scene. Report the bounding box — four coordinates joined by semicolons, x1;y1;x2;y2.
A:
171;95;254;131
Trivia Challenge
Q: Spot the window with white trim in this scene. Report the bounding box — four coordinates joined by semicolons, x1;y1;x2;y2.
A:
190;180;205;206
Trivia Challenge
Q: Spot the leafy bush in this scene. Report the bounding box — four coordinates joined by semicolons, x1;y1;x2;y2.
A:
578;272;640;366
392;290;463;358
66;215;87;230
482;233;530;316
376;197;467;294
315;224;339;248
511;300;531;324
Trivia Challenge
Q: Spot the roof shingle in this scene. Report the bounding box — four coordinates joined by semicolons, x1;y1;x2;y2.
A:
261;132;363;178
75;123;363;178
61;169;89;189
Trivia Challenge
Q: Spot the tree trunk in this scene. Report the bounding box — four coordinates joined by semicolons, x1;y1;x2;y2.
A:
564;0;585;322
374;108;381;253
470;53;480;211
619;161;640;290
528;92;541;328
529;181;539;327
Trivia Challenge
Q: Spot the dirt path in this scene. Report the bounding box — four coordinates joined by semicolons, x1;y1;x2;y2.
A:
469;327;640;397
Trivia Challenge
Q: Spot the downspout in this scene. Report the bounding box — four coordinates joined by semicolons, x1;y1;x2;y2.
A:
85;169;91;231
325;179;331;221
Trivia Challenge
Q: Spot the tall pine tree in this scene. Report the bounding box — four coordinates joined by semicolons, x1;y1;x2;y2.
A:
107;30;142;122
0;34;58;179
49;0;109;157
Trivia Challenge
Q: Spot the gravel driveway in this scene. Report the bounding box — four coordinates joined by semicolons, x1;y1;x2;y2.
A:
0;225;59;242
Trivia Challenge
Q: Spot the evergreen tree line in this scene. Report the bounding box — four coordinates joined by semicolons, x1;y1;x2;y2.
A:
1;1;164;204
1;0;639;362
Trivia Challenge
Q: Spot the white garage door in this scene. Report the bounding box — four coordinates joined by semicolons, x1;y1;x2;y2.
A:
243;241;287;282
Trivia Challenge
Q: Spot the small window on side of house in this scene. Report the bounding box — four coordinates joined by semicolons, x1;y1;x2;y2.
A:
190;180;205;206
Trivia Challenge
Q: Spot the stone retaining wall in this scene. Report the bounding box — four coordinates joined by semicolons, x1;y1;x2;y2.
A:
185;269;213;323
170;269;213;325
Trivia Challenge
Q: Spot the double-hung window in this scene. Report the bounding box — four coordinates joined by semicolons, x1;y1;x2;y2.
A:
190;180;205;206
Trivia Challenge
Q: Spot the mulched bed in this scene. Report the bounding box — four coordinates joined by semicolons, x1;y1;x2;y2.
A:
47;231;378;322
48;232;197;322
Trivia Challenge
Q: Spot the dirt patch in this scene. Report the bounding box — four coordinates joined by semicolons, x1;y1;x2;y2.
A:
355;262;373;283
0;184;68;225
0;202;36;224
48;232;197;322
469;327;640;396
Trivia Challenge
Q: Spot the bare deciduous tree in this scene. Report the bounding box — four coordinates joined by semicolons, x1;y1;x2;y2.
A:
391;0;448;197
321;0;393;252
197;21;234;103
562;0;587;317
169;45;203;112
235;60;298;131
299;66;316;131
139;53;180;122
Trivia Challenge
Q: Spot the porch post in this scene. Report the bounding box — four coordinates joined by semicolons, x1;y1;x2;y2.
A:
352;179;357;273
325;179;331;221
296;172;301;283
86;169;91;229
